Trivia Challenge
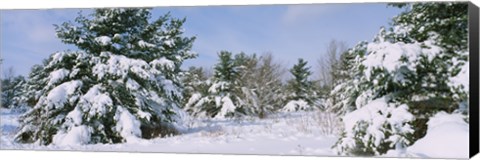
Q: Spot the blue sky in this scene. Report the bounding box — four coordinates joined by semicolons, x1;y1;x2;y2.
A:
0;3;403;77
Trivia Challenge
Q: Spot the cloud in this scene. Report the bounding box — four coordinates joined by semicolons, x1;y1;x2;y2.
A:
281;4;346;25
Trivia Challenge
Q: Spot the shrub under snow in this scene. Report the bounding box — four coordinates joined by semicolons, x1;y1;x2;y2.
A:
334;97;414;156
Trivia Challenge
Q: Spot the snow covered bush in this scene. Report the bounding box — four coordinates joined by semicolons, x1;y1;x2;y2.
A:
15;8;196;145
237;53;285;118
334;97;414;156
333;2;468;156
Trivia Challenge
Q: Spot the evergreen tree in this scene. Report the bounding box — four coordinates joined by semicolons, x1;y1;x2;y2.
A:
191;51;245;119
1;72;26;109
182;66;210;114
327;41;367;116
283;58;318;112
15;9;196;145
333;2;469;156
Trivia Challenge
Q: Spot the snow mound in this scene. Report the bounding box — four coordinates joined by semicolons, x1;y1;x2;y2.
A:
283;100;310;112
115;107;142;143
52;125;91;146
406;112;468;159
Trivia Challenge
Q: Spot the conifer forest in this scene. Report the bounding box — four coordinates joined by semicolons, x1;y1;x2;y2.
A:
0;2;470;159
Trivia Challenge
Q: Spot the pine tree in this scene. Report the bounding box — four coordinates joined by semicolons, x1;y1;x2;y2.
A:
333;2;469;156
327;41;367;116
15;9;196;145
1;71;26;109
182;66;210;114
190;51;245;119
283;58;318;112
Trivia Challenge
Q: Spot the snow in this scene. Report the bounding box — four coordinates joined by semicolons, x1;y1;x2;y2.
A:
52;125;91;146
406;112;469;159
138;40;155;48
93;52;153;80
283;100;310;112
208;81;228;94
214;97;236;119
1;109;341;156
362;39;442;80
95;36;111;46
47;69;70;86
185;93;202;108
164;39;175;47
336;97;414;155
66;107;83;125
150;57;175;71
44;80;83;109
79;85;113;116
450;61;469;92
115;107;142;143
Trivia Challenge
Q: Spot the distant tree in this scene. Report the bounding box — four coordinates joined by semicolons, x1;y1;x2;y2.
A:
316;40;348;91
282;59;319;112
182;66;210;114
1;67;26;109
239;53;285;118
190;51;246;119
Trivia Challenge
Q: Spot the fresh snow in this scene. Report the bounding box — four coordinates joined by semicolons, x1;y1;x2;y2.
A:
79;85;113;116
138;40;155;48
1;108;340;156
363;39;442;80
115;107;142;143
44;80;83;109
385;112;469;159
406;112;469;158
47;69;70;86
214;97;236;119
95;36;112;46
336;97;414;155
283;100;310;112
52;125;91;146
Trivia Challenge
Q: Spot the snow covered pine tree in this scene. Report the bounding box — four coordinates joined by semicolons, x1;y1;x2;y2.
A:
333;2;468;156
15;9;196;145
283;58;319;112
188;51;247;119
1;74;26;109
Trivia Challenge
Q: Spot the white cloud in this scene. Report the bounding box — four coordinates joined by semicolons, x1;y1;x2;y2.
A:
282;4;345;25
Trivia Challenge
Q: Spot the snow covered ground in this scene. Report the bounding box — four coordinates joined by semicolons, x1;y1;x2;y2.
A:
0;108;469;159
0;108;341;156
